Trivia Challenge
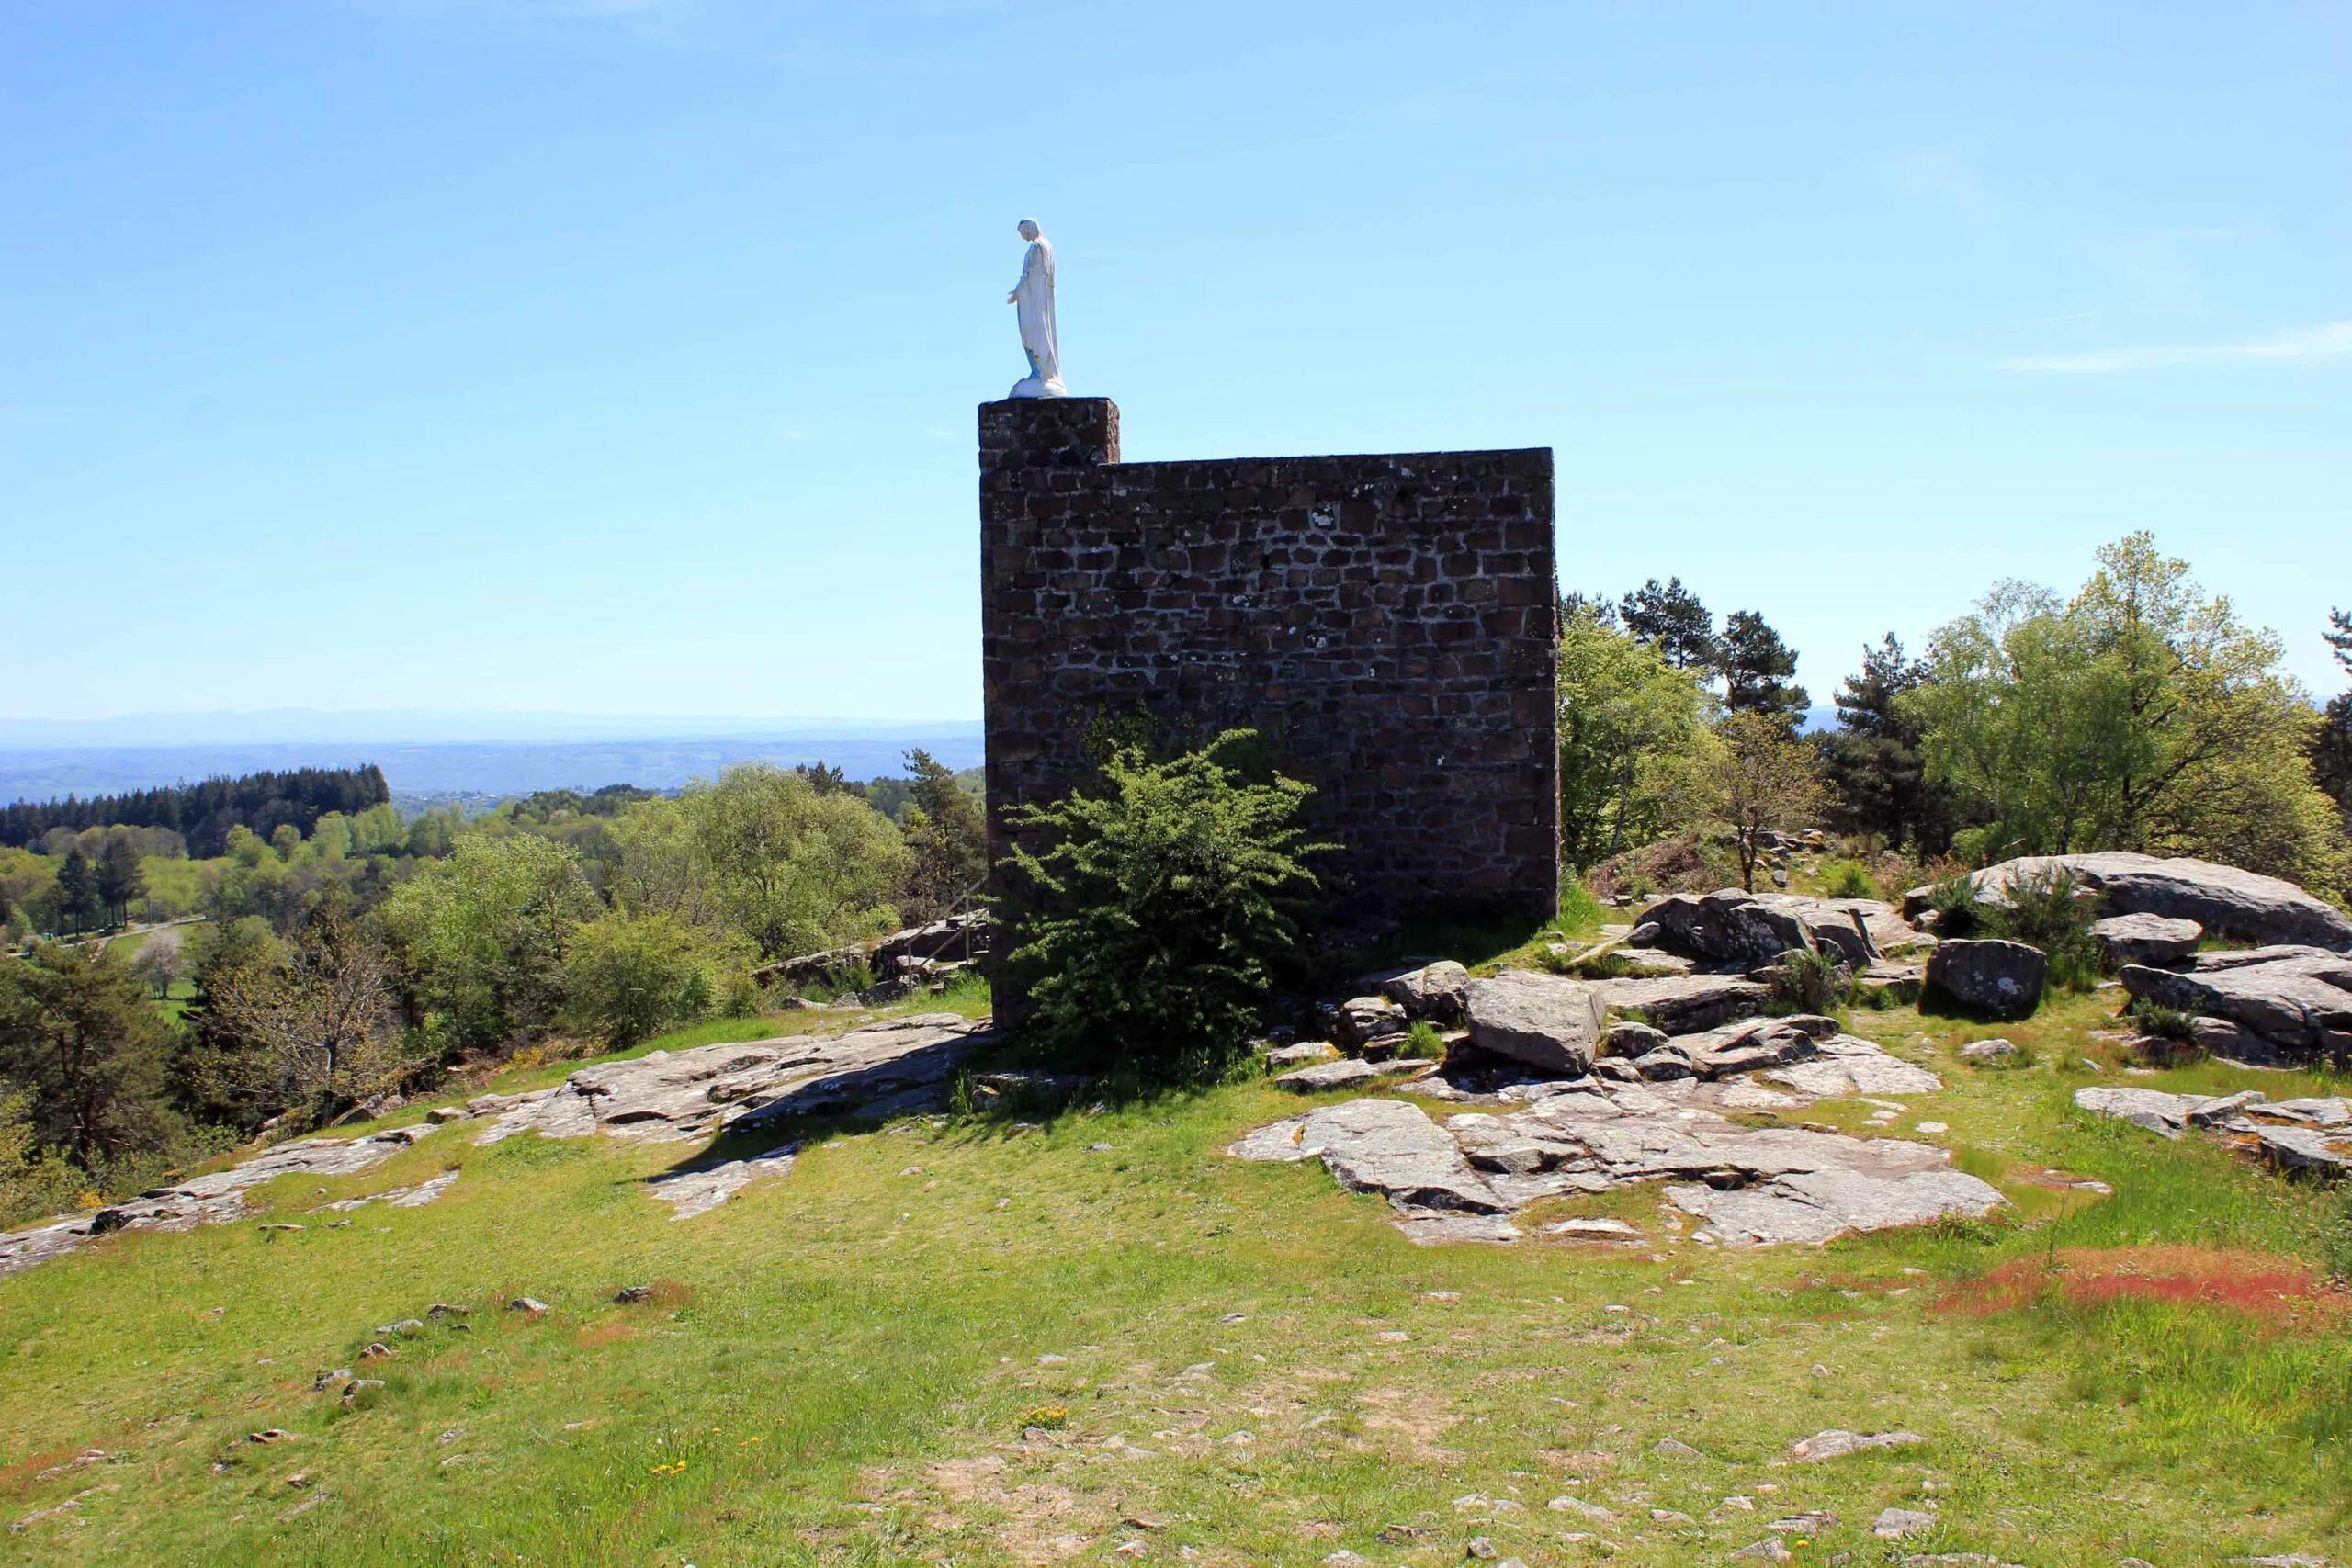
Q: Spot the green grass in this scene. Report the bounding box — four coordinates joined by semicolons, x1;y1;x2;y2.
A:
2;989;2348;1565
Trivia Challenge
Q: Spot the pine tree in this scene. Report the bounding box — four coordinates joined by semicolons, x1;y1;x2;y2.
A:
52;850;102;936
1823;634;1952;850
96;837;146;928
1718;610;1809;732
1618;578;1717;671
899;749;988;921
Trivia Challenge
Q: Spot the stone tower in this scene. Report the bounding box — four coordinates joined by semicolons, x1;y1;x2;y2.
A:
979;397;1558;1000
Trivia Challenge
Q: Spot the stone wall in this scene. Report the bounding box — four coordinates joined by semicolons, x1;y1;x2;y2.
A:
980;396;1558;968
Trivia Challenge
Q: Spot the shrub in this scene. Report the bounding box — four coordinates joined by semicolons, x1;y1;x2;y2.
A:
1819;860;1879;899
1004;730;1329;1078
560;912;752;1048
1990;867;2099;991
1403;1021;1446;1060
1768;947;1851;1014
1926;873;1986;937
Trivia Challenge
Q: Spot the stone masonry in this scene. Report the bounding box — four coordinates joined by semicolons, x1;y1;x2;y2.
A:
980;397;1559;991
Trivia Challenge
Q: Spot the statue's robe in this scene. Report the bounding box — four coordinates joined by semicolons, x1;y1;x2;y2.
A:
1012;237;1060;392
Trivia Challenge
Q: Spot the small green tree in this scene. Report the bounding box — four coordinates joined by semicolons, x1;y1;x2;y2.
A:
381;834;602;1054
1004;731;1329;1077
1716;710;1827;892
51;849;102;935
560;912;750;1048
1556;601;1720;867
899;748;988;920
0;942;181;1173
96;836;147;927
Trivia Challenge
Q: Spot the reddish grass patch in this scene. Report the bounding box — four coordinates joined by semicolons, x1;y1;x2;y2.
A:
1939;1246;2349;1328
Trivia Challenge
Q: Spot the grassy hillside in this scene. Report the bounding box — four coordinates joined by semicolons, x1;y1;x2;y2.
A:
2;993;2347;1567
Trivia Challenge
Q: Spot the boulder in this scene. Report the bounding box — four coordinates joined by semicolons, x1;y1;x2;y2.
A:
1630;1045;1696;1082
1634;890;1815;966
1945;852;2351;952
1274;1058;1432;1093
1589;973;1770;1035
1464;971;1603;1076
2121;949;2352;1058
2091;912;2202;968
1601;1021;1670;1057
1265;1042;1341;1070
1229;1098;1509;1215
1634;888;1928;968
1332;995;1408;1049
1377;961;1472;1024
1957;1038;2019;1062
2073;1086;2200;1137
1926;940;2046;1019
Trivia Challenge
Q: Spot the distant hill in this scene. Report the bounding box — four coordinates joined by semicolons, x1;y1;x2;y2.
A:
0;726;985;805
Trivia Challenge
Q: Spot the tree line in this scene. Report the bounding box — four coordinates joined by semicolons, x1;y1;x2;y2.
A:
1560;533;2352;898
0;765;391;858
0;752;986;1222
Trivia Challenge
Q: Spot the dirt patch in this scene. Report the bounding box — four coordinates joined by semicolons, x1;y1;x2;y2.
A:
1353;1387;1462;1461
1939;1246;2350;1328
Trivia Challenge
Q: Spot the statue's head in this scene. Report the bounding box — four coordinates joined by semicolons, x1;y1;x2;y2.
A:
1017;218;1041;241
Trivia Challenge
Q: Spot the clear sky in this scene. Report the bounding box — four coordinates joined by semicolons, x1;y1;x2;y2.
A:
4;1;2346;731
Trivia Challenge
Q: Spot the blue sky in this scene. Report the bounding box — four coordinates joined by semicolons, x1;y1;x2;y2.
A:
4;0;2346;731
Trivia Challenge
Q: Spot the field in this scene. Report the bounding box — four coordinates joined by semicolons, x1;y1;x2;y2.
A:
2;985;2348;1568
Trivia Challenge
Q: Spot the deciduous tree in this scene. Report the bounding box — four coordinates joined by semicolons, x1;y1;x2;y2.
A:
1716;711;1827;893
1556;603;1719;867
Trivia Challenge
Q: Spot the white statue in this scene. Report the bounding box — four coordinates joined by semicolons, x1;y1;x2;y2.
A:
1006;218;1064;398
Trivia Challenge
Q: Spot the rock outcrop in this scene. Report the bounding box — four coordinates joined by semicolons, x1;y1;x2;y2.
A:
1463;971;1603;1076
1632;888;1929;968
1233;1032;1997;1247
2091;912;2202;967
0;1124;440;1279
1918;852;2352;953
1926;940;2046;1019
2120;947;2352;1061
0;1014;993;1279
471;1012;990;1144
2075;1085;2351;1173
1589;973;1771;1034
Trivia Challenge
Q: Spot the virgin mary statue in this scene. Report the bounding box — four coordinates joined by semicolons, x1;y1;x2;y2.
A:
1006;219;1064;398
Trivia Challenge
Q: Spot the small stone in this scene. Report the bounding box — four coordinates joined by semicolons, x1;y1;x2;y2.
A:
614;1285;654;1304
358;1342;390;1361
1549;1496;1614;1521
1770;1511;1837;1533
1790;1428;1925;1461
1652;1436;1702;1459
1866;1507;1939;1539
1916;1122;1949;1134
1089;1143;1115;1152
1217;1312;1247;1323
1323;1553;1371;1568
508;1297;551;1314
1731;1540;1792;1564
311;1368;352;1392
246;1428;296;1444
424;1303;468;1318
1958;1038;2019;1061
1465;1538;1498;1561
341;1377;385;1404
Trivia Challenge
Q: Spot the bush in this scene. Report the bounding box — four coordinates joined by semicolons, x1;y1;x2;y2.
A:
560;912;752;1048
1403;1021;1446;1060
1989;867;2099;991
1819;860;1879;899
1768;947;1850;1014
1925;873;1986;937
1004;730;1329;1078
